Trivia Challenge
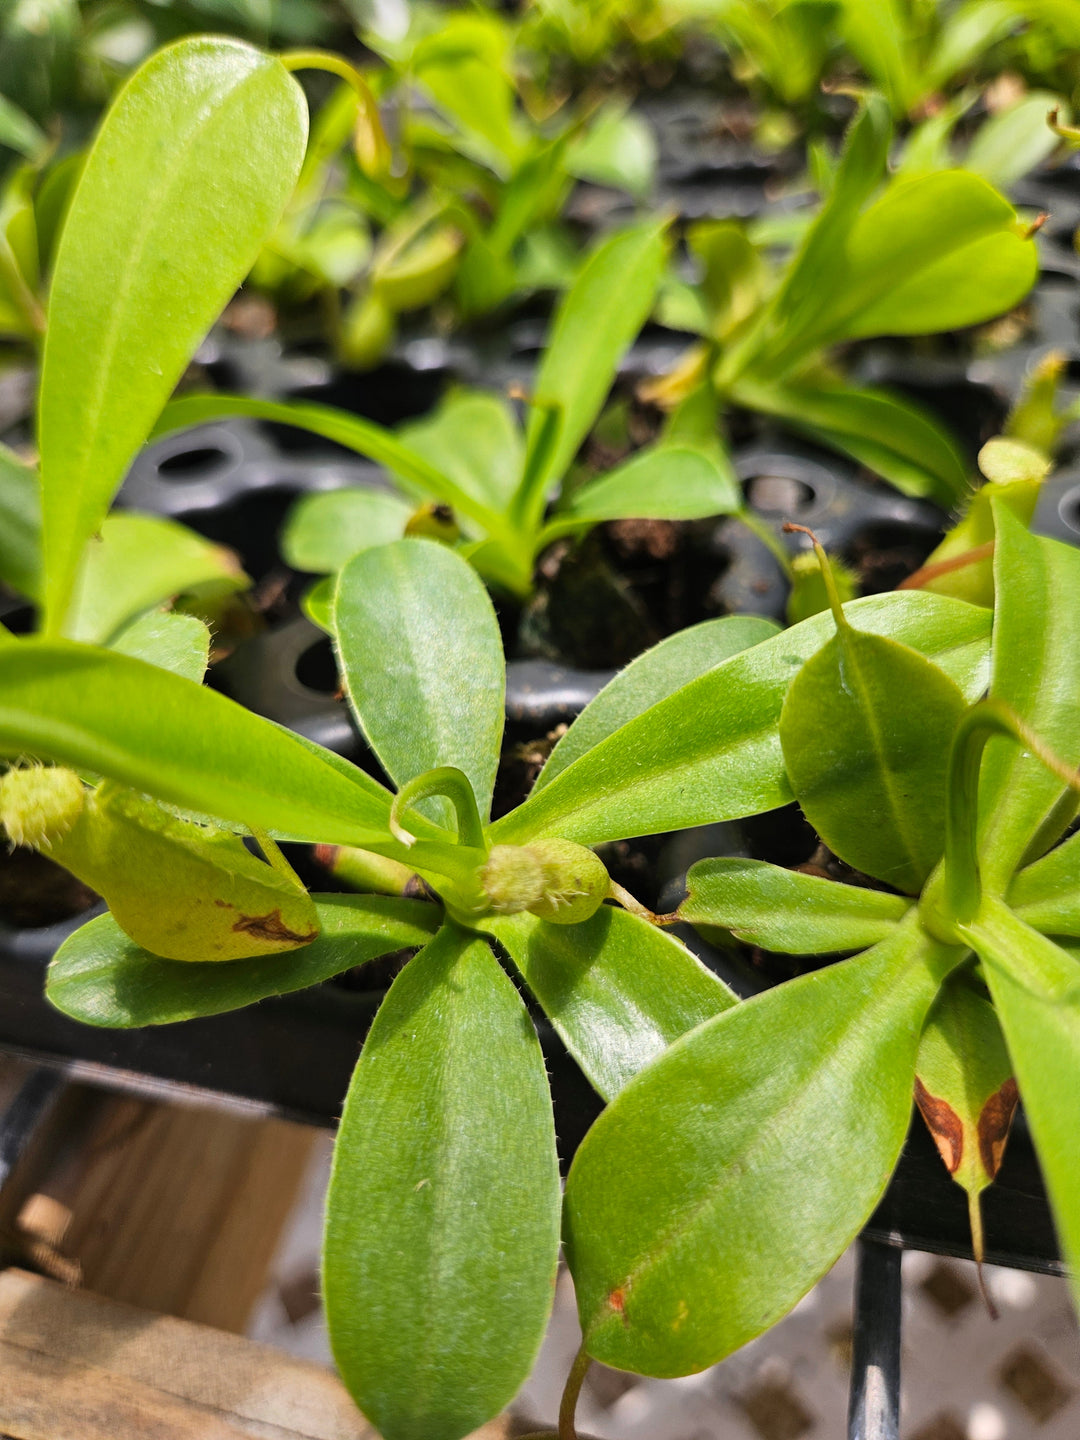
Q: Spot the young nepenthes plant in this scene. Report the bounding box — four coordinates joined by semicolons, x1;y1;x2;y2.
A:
0;519;995;1439
646;94;1041;510
150;212;772;606
556;504;1080;1395
0;29;1070;1440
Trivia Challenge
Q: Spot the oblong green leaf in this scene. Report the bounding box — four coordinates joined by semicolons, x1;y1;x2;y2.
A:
779;623;969;894
67;512;247;644
0;93;48;160
563;916;960;1377
838;171;1036;342
915;969;1017;1258
521;218;668;508
965;93;1067;191
762;166;1035;373
968;897;1080;1309
493;593;991;849
680;857;912;953
539;615;779;788
397;390;524;514
47;894;440;1026
334;540;504;823
324;925;560;1440
0;639;395;844
978;506;1080;891
484;906;735;1101
734;377;968;506
0;442;41;602
767;95;892;360
109;610;210;681
540;444;741;543
39;38;308;632
282;488;413;574
1008;830;1080;936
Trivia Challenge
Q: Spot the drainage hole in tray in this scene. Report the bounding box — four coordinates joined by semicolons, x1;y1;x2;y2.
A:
295;637;340;696
745;474;816;514
155;445;235;481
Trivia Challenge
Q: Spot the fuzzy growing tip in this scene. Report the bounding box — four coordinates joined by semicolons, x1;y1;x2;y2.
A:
481;840;610;925
0;765;85;849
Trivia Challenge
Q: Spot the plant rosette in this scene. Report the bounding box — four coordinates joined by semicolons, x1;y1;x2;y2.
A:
562;505;1080;1393
0;534;994;1439
0;28;1056;1440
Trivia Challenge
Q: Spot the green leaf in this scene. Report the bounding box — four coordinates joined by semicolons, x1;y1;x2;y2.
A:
397;390;524;516
411;14;523;174
493;593;991;849
838;0;917;113
484;906;735;1102
47;894;439;1027
679;857;911;953
967;897;1080;1307
965;93;1067;191
926;0;1020;91
539;615;779;789
733;377;968;507
687;219;766;340
109;610;210;682
153;394;501;536
760;95;892;363
0;442;41;601
333;540;504;822
302;575;335;632
758;169;1036;375
66;512;247;644
567;103;657;199
323;924;560;1440
978;506;1080;891
0;639;396;845
915;969;1017;1265
1008;830;1080;936
0;94;48;161
830;171;1037;344
779;605;969;894
39;38;308;633
563;915;960;1377
282;488;413;573
916;470;1041;608
539;444;741;544
520;219;668;515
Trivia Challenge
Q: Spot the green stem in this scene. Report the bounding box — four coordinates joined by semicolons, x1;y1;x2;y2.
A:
512;393;564;540
559;1343;591;1440
782;523;845;623
944;699;1080;926
279;51;391;179
390;766;488;852
493;1345;592;1440
609;879;658;923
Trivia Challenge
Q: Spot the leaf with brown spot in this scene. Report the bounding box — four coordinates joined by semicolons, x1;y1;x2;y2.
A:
978;1077;1019;1177
231;909;319;945
913;1076;964;1174
916;971;1016;1307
